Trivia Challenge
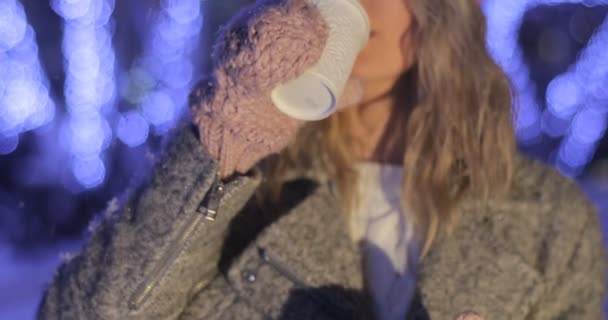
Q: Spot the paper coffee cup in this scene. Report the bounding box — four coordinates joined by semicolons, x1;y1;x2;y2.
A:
271;0;370;121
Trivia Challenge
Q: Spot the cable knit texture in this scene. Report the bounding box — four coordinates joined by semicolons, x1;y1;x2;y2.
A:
190;0;328;178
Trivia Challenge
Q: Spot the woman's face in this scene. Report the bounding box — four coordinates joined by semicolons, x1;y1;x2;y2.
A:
352;0;415;86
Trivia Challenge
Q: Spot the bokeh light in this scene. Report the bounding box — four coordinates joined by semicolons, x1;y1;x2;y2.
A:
142;90;175;126
116;111;149;147
72;155;106;189
485;0;608;176
0;0;55;149
1;0;207;190
53;0;116;188
0;0;27;52
0;134;18;155
128;0;203;136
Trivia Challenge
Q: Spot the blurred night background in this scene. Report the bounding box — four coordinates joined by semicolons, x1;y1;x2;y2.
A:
1;0;608;318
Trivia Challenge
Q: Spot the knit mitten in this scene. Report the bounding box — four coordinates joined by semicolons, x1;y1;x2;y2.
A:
190;0;362;178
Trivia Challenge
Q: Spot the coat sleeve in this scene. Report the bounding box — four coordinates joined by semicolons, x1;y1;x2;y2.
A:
37;126;262;320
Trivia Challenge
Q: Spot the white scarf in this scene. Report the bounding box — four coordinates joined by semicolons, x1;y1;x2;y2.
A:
350;162;419;320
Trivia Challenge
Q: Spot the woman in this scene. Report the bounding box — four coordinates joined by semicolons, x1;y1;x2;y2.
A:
38;0;605;319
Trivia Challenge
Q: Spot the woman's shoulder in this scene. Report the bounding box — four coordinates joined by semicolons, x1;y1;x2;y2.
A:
502;152;599;238
474;152;604;276
442;153;606;319
509;153;590;205
462;152;596;217
506;154;606;314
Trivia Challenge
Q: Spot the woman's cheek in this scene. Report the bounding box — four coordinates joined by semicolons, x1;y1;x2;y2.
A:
352;38;408;80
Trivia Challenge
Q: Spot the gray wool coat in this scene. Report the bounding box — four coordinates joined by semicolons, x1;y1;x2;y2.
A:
38;127;606;320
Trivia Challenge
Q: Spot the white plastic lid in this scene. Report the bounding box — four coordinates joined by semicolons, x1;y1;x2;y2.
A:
271;72;336;121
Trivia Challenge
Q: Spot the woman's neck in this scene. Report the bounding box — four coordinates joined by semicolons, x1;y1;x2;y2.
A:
340;73;416;165
341;96;407;165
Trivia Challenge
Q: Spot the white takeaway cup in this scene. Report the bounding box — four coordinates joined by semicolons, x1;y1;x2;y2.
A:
270;0;370;121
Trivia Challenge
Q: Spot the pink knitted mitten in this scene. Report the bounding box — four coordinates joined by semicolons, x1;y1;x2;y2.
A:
190;0;362;178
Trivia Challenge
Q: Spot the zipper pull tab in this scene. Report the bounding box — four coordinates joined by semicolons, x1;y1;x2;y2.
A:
197;172;225;221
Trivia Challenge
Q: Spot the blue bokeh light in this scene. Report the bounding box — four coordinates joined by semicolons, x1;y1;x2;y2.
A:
55;0;117;188
551;12;608;174
0;0;27;53
546;75;582;118
116;111;149;147
131;1;203;134
541;110;571;137
66;47;102;81
485;0;608;175
142;90;175;126
559;134;597;168
72;155;106;188
67;114;111;158
162;60;193;89
0;1;55;148
572;107;608;144
52;0;93;20
161;0;201;24
0;134;18;155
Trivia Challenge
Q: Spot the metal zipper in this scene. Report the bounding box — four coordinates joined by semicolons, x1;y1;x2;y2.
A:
128;173;226;310
256;247;352;319
196;173;225;221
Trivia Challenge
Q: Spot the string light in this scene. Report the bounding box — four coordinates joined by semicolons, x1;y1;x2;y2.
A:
53;0;116;188
485;0;608;176
117;0;202;146
0;0;55;154
552;19;608;174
